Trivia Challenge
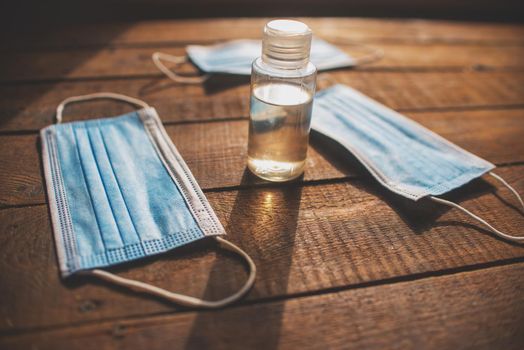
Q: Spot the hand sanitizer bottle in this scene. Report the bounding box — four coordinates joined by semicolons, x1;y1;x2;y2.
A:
247;19;317;182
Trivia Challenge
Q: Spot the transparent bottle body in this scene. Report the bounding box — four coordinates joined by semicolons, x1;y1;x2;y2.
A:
247;58;316;182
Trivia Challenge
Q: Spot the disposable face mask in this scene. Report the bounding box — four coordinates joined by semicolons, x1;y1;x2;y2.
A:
152;38;383;84
41;92;256;308
312;84;523;243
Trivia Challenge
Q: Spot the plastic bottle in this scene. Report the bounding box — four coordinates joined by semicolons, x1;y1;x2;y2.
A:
247;19;317;182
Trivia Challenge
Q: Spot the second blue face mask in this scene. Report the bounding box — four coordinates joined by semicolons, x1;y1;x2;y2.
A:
41;93;256;308
312;84;523;243
152;38;382;84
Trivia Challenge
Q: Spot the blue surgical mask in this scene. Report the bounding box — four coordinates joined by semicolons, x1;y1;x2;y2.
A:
152;38;382;83
41;93;256;308
312;84;524;243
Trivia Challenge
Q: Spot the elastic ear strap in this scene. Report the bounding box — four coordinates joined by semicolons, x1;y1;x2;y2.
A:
329;39;384;66
55;92;150;124
430;172;524;243
87;236;256;308
347;42;385;66
152;52;210;84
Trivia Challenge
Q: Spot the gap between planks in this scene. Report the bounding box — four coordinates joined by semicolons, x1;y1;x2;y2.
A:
4;165;524;329
1;103;524;137
1;160;523;212
1;106;523;208
1;256;523;339
2;70;523;134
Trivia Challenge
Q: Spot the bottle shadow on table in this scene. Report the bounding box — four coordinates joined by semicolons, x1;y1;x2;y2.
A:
203;75;251;95
184;168;303;350
64;168;304;348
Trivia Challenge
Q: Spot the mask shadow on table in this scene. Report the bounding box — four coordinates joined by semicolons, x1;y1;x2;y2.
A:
310;131;500;238
185;168;303;349
203;74;250;94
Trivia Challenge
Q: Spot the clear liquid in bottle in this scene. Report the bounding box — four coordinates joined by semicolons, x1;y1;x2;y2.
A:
247;83;313;182
247;19;316;182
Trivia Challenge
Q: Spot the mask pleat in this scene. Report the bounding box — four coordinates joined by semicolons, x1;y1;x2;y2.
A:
346;91;468;184
74;125;124;251
90;124;142;249
100;116;165;244
322;94;419;183
331;93;439;185
324;90;460;189
54;125;105;259
102;115;203;253
97;125;142;246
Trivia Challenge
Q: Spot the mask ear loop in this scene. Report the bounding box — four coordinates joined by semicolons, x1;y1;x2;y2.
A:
316;41;384;89
152;52;210;84
56;92;256;307
429;172;524;243
346;42;385;66
87;236;256;308
55;92;150;124
328;38;384;66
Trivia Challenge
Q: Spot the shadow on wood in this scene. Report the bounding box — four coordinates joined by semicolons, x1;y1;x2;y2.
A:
185;169;303;349
0;25;137;130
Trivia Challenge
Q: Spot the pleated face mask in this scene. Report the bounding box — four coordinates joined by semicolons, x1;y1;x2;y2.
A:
312;84;523;243
152;38;382;84
41;93;256;308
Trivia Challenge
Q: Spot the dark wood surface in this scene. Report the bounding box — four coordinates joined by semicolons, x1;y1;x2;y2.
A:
0;18;523;350
2;0;522;25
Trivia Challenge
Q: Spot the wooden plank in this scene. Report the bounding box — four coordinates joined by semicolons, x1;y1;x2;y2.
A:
0;165;523;331
1;70;524;133
1;108;523;208
2;43;524;82
5;18;524;51
1;258;523;350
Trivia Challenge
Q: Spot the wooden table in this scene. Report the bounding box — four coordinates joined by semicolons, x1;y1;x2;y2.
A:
1;18;524;349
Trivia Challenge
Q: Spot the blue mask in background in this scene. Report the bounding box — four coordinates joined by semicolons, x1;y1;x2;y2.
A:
41;93;256;308
186;38;356;75
312;84;523;243
152;38;382;84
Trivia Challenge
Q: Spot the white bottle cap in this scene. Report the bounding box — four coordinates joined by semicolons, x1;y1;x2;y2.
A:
262;19;313;69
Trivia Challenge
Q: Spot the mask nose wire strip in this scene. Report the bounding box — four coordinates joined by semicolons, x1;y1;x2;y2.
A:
55;92;150;124
152;52;210;84
86;236;256;308
429;172;524;243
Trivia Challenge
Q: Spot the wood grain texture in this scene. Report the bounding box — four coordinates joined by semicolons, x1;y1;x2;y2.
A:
1;17;524;348
1;108;523;207
2;43;524;82
0;165;523;331
1;261;523;350
5;18;524;51
1;70;524;133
